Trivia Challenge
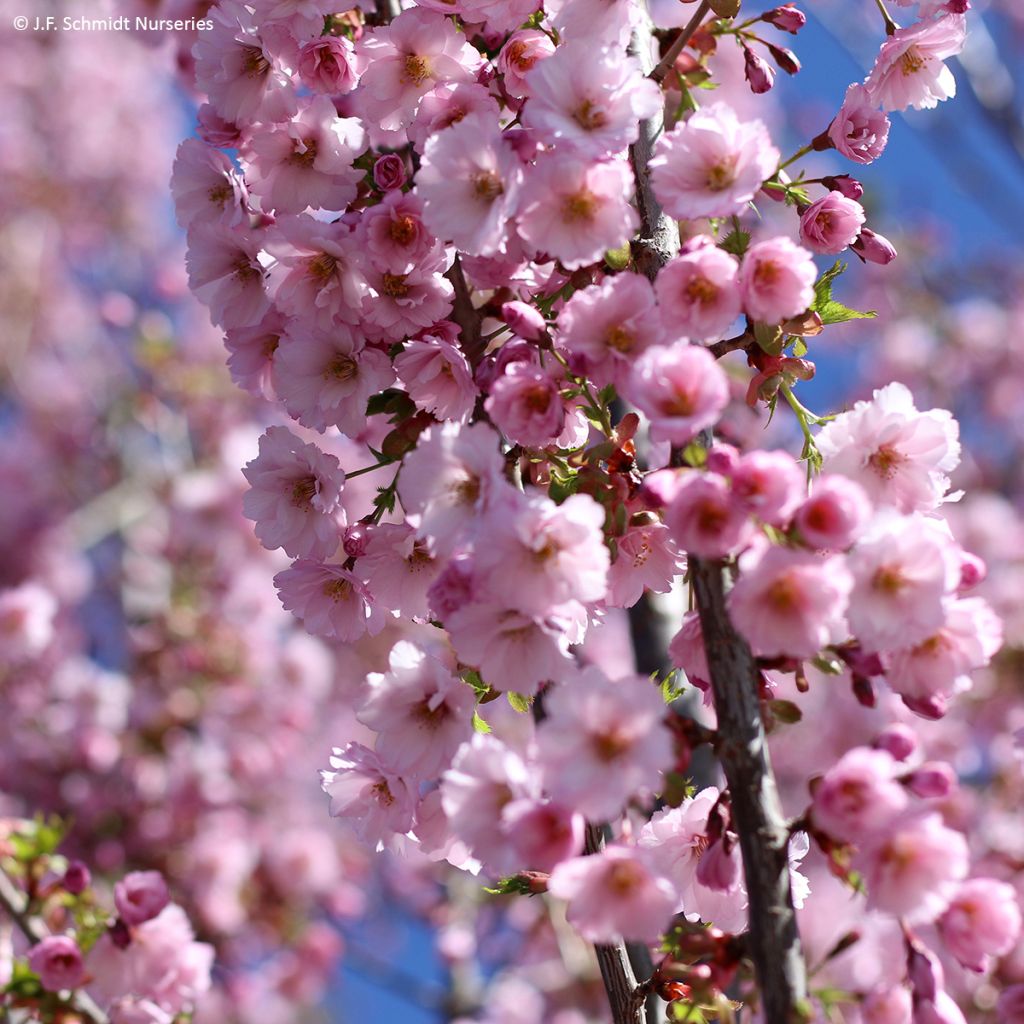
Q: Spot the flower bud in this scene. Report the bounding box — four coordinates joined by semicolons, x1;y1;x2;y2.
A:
763;4;807;32
821;174;864;200
372;154;406;191
62;860;91;895
706;443;740;476
500;300;546;342
852;228;898;265
873;723;918;762
743;45;776;94
114;870;169;926
766;42;801;75
958;551;987;591
696;836;741;892
906;761;957;799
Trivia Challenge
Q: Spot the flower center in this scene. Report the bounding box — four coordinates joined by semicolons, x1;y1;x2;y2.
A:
871;564;907;594
572;99;608;132
389;214;418;246
506;40;536;72
899;47;926;76
592;728;630;762
323;577;353;601
381;273;409;298
372;779;395;806
242;46;270;79
307;252;337;283
326;355;358;381
661;389;696;417
208;182;233;206
232;253;260;284
402;54;432;86
453;474;480;505
867;444;904;479
472;170;504;202
706;158;738;192
686;276;719;305
765;573;802;612
606;325;635;353
523;383;553;414
561;190;598;223
290;137;319;168
291;475;319;507
606;860;642;896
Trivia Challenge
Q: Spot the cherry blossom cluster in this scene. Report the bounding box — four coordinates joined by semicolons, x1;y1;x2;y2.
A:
171;0;1022;1019
0;818;211;1024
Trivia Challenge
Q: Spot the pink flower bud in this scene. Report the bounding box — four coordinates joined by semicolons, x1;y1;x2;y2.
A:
743;44;776;94
28;936;86;992
794;474;871;550
763;4;806;33
298;37;359;95
372;154;407;192
821;174;864;200
706;443;740;476
906;761;957;799
695;836;742;892
852;228;898;265
957;551;987;591
62;861;91;895
908;942;943;1004
766;42;801;75
997;984;1024;1023
501;300;546;341
640;469;684;509
873;724;918;762
114;870;169;926
862;986;912;1024
799;191;866;255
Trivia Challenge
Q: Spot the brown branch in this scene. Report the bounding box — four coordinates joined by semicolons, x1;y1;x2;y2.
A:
649;0;714;86
707;332;752;359
627;2;809;1020
0;868;111;1024
445;255;486;367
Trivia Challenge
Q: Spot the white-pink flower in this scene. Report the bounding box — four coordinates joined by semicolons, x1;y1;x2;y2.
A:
537;667;673;820
497;30;556;98
816;382;961;514
185;222;269;329
417;112;524;258
522;42;661;158
938;878;1022;973
664;472;752;559
241;425;345;560
623;344;729;446
517;154;639;271
738;237;817;325
357;189;437;274
275;560;387;641
728;545;852;659
171;139;249;230
320;742;415;849
729;450;805;527
794;474;872;551
502;799;585;873
358;640;476;780
810;747;909;843
865;14;966;112
655;239;742;342
548;845;678;944
356;522;441;619
395;333;478;423
650;102;780;220
297;36;359;95
799;191;866;256
828;83;891;164
606;522;684;609
362;249;454;341
484;362;567;449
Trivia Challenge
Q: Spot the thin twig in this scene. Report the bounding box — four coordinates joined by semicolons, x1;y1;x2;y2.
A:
707;333;751;360
649;1;714;85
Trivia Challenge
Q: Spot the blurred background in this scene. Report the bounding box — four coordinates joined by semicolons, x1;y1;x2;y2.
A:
1;0;1023;1021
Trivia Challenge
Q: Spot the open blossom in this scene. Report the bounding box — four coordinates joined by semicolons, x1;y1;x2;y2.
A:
517;154;639;271
865;14;966;111
664;473;752;559
185;222;269;329
358;640;475;779
655;240;742;342
794;474;872;550
857;812;968;923
650;102;780;220
816;382;961;513
357;189;436;274
558;273;664;389
440;734;537;875
727;546;852;659
497;29;556;97
624;344;729;446
408;82;502;151
810;747;909;843
241;425;345;560
395;333;478;423
275;560;387;641
398;422;509;555
669;611;711;693
522;43;661;157
485;362;567;448
828;83;891;164
417;113;523;258
242;95;366;214
738;237;817;325
503;799;585;873
475;493;609;616
537;667;673;820
846;512;960;653
224;308;287;398
321;742;415;849
607;521;684;608
729;450;805;526
356;522;442;618
0;582;57;660
273;325;395;436
884;596;1002;717
938;878;1022;972
799;191;866;255
362;249;454;340
297;36;359;94
353;8;484;132
548;845;678;944
115;872;170;927
171;139;248;230
28;936;86;992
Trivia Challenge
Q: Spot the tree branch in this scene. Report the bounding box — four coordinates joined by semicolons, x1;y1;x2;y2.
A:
627;1;809;1019
649;1;713;86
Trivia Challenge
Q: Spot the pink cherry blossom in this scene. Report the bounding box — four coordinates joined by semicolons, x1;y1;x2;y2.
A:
799;191;867;255
517;154;639;271
862;987;913;1024
558;273;664;389
484;362;567;449
242;95;366;214
810;747;909;843
114;871;170;927
408;82;503;152
417;112;523;258
358;640;476;779
650;102;780;220
738;237;817;325
362;248;454;341
727;545;852;659
185;222;269;329
497;30;556;98
28;936;86;992
357;189;437;273
865;14;966;112
241;425;345;560
816;382;961;513
171;139;249;230
297;36;359;95
857;812;968;923
395;333;479;423
729;450;805;526
624;344;729;446
272;325;395;436
274;560;387;641
664;472;752;559
522;43;661;157
503;799;585;873
356;523;442;619
655;239;742;342
669;611;711;694
548;845;678;944
320;742;415;849
0;582;57;661
223;308;287;399
606;521;684;609
939;878;1023;972
537;667;673;820
828;83;891;164
794;474;872;550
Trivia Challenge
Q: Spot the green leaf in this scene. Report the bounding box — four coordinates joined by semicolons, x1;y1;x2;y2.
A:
811;261;876;326
768;698;803;724
790;338;808;358
548;472;579;504
472;710;491;734
484;875;534;896
681;441;707;468
719;227;750;258
507;692;532;714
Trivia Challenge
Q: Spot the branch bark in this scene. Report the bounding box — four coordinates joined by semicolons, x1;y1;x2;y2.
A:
627;3;809;1021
